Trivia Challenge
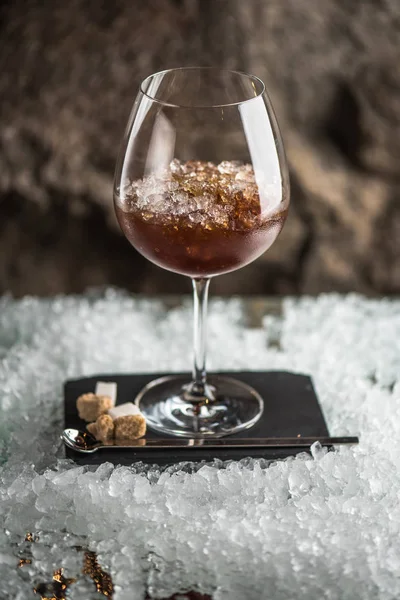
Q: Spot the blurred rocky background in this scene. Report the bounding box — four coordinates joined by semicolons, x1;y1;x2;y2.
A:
1;0;399;297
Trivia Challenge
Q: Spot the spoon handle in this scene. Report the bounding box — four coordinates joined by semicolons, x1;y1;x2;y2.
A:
108;436;359;448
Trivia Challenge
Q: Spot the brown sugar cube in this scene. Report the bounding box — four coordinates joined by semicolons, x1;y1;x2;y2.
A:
76;393;112;422
114;415;146;441
87;414;115;444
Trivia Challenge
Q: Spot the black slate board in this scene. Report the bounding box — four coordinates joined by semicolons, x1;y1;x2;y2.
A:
64;371;329;465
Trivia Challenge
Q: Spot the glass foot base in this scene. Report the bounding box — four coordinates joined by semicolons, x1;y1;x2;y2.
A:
136;375;264;438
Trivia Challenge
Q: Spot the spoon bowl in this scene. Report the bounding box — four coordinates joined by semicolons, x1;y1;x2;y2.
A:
61;428;101;453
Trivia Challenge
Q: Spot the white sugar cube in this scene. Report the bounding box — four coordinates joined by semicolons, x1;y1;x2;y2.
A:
108;402;141;420
95;381;117;407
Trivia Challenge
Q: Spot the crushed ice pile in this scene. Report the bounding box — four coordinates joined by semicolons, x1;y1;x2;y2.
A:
1;290;400;599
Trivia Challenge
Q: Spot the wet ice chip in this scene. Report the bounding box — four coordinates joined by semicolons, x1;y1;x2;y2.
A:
310;440;328;460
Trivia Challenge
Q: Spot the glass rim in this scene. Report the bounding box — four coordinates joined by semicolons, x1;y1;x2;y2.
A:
139;66;266;109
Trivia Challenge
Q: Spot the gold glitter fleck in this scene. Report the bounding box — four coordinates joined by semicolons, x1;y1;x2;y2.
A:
25;532;34;543
18;557;32;567
83;551;113;597
34;568;76;600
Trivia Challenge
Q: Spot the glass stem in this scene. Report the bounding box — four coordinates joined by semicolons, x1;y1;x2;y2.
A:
191;278;210;396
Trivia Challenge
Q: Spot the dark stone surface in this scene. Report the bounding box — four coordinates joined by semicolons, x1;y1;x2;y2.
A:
1;0;399;296
64;371;329;465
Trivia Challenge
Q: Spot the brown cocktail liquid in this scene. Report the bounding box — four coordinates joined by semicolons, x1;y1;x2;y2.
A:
115;160;287;277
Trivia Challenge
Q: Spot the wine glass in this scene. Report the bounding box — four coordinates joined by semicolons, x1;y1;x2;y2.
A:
114;67;289;438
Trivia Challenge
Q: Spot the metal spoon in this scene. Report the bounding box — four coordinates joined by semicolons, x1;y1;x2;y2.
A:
62;428;359;454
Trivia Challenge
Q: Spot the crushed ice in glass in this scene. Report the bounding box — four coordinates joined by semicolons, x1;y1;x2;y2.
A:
1;291;399;599
117;159;283;228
